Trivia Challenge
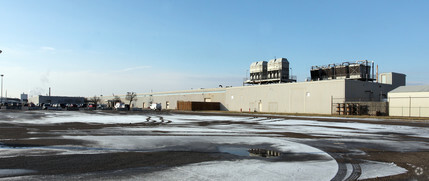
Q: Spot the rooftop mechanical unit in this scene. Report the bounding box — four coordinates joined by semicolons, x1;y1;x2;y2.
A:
246;58;296;85
311;60;374;81
267;58;290;81
250;61;267;81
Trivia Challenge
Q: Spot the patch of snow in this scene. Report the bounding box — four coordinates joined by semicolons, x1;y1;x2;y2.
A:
62;136;330;155
140;159;337;181
358;160;407;180
3;159;337;181
326;138;429;151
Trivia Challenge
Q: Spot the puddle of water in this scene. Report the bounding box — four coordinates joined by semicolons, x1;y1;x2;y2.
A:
217;146;281;158
0;143;120;152
0;169;37;177
218;146;250;157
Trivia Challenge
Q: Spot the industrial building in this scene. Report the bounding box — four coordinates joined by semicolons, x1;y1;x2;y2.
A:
29;95;85;105
388;85;429;117
0;98;21;105
101;58;406;115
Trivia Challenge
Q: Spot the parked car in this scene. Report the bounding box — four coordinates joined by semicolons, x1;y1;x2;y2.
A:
97;104;107;109
66;104;78;108
43;103;51;110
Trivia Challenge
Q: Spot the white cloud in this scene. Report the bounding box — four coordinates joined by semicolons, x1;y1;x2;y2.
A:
114;66;152;73
40;46;55;51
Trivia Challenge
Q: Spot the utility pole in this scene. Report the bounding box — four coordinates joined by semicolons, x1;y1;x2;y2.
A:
1;74;3;105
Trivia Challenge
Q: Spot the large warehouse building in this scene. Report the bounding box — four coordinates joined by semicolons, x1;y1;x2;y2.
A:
388;85;429;117
101;58;406;115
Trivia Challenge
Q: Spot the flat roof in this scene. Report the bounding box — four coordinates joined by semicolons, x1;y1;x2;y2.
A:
390;85;429;93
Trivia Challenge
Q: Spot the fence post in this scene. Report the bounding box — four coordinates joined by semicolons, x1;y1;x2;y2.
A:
409;96;411;117
419;107;421;117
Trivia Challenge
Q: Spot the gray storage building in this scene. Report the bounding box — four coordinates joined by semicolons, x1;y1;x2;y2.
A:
29;96;85;105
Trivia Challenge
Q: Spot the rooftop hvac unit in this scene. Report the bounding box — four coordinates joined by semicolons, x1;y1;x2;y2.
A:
267;58;289;80
323;66;335;80
250;61;267;81
349;64;371;80
310;60;374;81
335;63;349;79
246;57;296;85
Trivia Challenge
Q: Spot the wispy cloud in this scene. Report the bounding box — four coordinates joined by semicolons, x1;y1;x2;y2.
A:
40;46;55;51
115;66;152;73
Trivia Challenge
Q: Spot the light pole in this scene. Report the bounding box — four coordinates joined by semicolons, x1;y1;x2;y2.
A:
1;74;3;105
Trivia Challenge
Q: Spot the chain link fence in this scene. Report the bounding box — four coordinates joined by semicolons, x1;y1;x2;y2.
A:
331;98;388;116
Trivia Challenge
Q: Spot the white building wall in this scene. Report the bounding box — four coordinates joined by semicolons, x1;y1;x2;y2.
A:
388;92;429;117
28;96;40;104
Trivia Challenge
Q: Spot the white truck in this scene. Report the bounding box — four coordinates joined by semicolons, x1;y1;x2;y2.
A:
150;103;162;111
114;102;125;109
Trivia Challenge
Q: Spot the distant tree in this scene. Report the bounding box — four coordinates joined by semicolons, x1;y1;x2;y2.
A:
84;97;90;104
125;92;138;110
89;96;101;108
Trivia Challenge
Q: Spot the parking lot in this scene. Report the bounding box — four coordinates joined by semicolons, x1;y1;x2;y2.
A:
0;110;428;180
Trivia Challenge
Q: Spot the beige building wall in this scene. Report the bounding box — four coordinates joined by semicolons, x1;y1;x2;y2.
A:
28;96;40;104
98;80;400;115
388;92;429;117
101;88;226;110
225;80;346;114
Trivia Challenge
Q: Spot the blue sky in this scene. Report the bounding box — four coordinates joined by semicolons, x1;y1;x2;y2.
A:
0;0;428;98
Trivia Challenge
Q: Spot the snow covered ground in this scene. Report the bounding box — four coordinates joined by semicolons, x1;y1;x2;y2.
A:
1;111;426;180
